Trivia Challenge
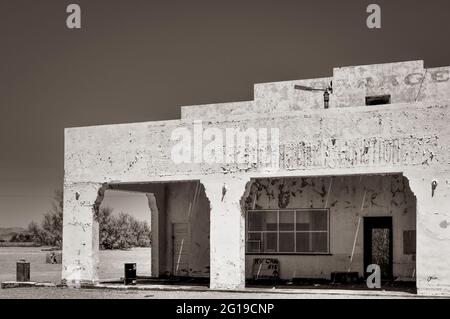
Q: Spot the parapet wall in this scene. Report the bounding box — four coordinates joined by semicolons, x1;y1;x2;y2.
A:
181;61;450;120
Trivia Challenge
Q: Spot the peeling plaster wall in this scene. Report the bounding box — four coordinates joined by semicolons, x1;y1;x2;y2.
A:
406;169;450;296
181;101;255;120
332;60;425;107
201;176;249;290
62;182;102;286
243;175;416;280
64;101;450;181
254;77;332;113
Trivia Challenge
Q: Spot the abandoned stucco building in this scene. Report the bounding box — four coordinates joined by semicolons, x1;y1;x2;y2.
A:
63;60;450;296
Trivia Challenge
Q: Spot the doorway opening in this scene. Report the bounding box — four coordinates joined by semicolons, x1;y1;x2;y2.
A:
363;217;393;280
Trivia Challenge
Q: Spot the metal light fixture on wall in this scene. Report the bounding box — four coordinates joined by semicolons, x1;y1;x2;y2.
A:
294;81;333;109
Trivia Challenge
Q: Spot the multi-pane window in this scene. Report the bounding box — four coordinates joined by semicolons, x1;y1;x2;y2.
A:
246;209;329;254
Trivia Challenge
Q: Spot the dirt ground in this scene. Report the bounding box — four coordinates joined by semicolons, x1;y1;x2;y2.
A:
0;247;151;283
0;247;423;299
0;287;422;299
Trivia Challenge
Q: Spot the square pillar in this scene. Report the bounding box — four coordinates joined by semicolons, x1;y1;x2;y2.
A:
62;182;102;287
201;176;250;290
146;193;160;277
405;170;450;296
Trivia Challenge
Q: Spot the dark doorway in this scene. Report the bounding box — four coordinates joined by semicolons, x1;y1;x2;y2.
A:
364;217;393;280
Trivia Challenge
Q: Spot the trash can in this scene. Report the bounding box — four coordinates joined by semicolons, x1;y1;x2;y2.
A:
17;260;30;282
124;263;137;285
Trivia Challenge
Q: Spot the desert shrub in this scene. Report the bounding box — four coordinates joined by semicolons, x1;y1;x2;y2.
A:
10;232;33;242
98;208;151;250
28;190;63;247
29;190;151;250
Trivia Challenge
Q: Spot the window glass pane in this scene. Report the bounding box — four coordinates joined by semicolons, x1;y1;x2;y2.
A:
248;232;261;241
247;242;260;253
311;211;328;231
265;211;278;231
246;209;329;254
279;232;295;252
279;210;294;231
296;232;310;253
296;211;311;231
263;233;277;253
312;232;328;252
248;211;277;231
248;211;263;231
247;232;262;253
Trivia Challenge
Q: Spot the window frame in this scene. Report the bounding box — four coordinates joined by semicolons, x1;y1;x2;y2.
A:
245;208;331;256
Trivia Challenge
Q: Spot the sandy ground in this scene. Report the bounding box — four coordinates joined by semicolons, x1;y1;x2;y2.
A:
0;287;421;299
0;247;151;283
0;247;426;299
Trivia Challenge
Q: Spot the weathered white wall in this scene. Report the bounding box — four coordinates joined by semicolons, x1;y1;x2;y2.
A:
62;182;101;286
64;101;450;181
333;60;424;107
181;101;255;120
201;176;249;290
243;175;416;280
406;169;450;296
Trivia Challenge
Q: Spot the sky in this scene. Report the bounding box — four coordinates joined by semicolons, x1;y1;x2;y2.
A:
1;0;450;227
101;190;150;223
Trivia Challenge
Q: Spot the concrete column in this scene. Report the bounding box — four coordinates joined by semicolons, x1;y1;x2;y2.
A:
62;182;102;287
405;169;450;296
146;193;159;277
201;176;250;290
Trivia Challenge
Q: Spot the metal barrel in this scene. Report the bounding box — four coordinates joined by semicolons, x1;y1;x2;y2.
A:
16;260;30;282
124;263;137;285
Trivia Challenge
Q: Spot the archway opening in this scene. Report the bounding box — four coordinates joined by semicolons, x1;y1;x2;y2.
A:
95;181;210;286
97;189;152;281
243;174;417;293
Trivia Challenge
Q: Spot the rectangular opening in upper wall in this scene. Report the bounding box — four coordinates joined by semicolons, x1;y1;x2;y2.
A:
366;95;391;106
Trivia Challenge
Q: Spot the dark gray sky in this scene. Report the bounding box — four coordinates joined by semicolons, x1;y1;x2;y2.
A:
1;0;450;227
